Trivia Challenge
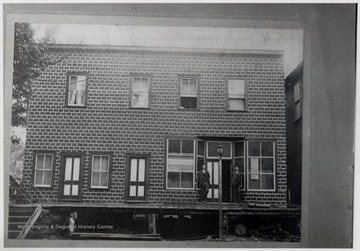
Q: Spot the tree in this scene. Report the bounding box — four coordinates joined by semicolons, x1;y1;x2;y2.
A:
12;23;51;130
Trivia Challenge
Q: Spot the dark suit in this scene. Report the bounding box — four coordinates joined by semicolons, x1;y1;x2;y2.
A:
196;170;210;202
231;171;242;203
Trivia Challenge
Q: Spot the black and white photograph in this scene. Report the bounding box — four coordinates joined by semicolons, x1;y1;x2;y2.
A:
3;3;356;249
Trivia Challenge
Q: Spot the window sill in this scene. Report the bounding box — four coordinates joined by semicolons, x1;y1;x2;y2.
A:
124;200;148;203
66;105;87;108
89;187;110;190
129;107;151;110
226;109;248;112
177;108;200;111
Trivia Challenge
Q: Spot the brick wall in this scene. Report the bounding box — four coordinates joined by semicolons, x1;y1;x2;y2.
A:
22;45;287;206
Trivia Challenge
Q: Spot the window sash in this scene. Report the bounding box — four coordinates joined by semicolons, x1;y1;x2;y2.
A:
132;77;150;108
166;139;195;189
34;154;53;187
91;155;110;188
68;75;87;106
227;79;246;111
180;78;197;95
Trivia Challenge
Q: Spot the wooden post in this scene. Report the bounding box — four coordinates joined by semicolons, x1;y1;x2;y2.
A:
218;154;223;238
148;213;157;234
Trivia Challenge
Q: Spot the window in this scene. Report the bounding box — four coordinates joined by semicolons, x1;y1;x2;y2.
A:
131;76;150;108
234;141;246;190
207;141;232;158
294;82;302;121
179;77;199;109
34;153;54;187
226;79;247;111
67;73;88;106
90;154;111;189
166;139;195;189
247;141;275;191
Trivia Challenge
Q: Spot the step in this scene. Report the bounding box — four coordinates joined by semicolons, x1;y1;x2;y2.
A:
8;230;21;239
8;216;30;223
9;210;34;217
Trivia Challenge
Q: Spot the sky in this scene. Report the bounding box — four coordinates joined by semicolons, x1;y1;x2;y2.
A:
32;24;303;77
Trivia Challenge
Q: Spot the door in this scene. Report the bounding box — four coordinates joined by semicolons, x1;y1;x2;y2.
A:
207;160;231;202
59;154;83;201
126;155;149;201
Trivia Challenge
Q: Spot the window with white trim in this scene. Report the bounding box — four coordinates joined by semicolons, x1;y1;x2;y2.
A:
234;141;246;190
166;139;195;189
247;141;275;191
91;155;110;189
131;77;150;108
67;74;87;106
226;79;246;111
34;153;53;187
180;78;198;109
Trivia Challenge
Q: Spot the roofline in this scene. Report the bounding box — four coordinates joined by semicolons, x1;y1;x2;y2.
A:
48;44;284;56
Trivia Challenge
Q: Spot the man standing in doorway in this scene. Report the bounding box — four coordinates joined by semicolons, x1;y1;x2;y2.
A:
196;164;210;204
231;166;242;204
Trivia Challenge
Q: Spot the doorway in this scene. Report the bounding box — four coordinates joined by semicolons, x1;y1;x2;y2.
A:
207;160;231;202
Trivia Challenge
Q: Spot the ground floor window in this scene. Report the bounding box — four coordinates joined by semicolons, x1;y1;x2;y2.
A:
34;153;54;187
90;153;112;189
126;154;150;201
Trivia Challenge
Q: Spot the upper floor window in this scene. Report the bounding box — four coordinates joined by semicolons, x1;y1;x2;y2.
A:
34;153;54;187
67;73;88;107
90;154;111;189
166;138;195;189
294;81;302;121
131;76;150;108
226;79;247;111
179;77;199;109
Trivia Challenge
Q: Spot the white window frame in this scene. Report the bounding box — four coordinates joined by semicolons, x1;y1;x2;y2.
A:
206;141;233;159
179;77;199;109
247;141;276;192
226;78;247;111
67;74;87;107
166;138;195;190
234;140;246;191
131;76;150;108
34;153;53;187
91;155;110;189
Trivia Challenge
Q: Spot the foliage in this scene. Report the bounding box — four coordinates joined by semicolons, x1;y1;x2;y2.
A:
12;23;52;129
10;139;25;179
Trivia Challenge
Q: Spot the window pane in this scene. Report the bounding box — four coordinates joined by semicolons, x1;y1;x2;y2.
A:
228;79;245;95
138;185;145;197
235;158;245;172
181;79;189;93
138;159;145;182
168;139;181;153
182;140;194;154
44;155;53;170
43;171;51;185
262;158;274;173
207;142;219;157
93;156;101;171
248;157;260;173
130;158;138;182
197;157;205;172
132;93;149;107
73;158;80;181
72;184;79;196
180;97;197;109
77;76;86;91
222;142;231;158
130;185;137;196
235;142;244;157
92;172;100;187
63;184;71;196
140;78;149;91
198;141;205;156
261;142;274;157
248;142;260;156
294;82;301;102
189;80;197;93
101;156;109;171
133;78;141;91
34;170;43;185
64;158;73;181
213;189;219;199
213;162;219;185
262;174;274;190
229;99;245;110
168;156;194;172
248;175;260;189
36;155;45;170
168;172;180;188
181;173;193;188
100;173;108;187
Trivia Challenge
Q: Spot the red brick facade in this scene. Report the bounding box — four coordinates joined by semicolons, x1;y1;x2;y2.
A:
22;45;287;207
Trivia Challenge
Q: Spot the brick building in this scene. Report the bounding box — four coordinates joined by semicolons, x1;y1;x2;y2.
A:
21;44;287;207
